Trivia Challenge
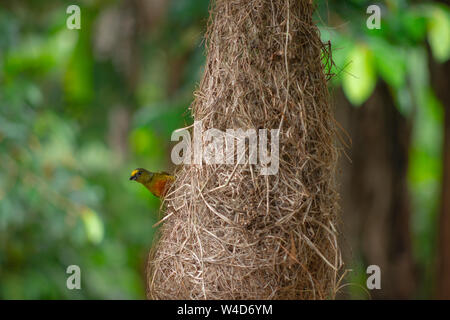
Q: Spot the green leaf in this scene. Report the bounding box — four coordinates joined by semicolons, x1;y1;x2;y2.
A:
81;208;104;244
427;6;450;62
400;10;427;44
342;45;377;107
370;38;406;89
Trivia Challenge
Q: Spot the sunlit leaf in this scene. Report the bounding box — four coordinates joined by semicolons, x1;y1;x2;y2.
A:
342;44;376;106
427;6;450;62
81;208;104;244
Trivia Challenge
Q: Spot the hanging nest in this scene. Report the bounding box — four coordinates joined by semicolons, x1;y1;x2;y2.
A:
147;0;342;300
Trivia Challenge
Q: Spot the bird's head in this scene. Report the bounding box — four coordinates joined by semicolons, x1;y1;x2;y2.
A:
129;168;153;184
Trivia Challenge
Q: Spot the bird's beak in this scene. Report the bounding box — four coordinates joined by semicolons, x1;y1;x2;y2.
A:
129;175;137;181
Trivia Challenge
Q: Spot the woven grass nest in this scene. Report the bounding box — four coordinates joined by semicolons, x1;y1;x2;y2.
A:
147;0;342;300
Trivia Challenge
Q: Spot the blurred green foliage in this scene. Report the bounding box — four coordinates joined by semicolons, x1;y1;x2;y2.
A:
317;0;449;298
0;0;448;299
0;0;208;299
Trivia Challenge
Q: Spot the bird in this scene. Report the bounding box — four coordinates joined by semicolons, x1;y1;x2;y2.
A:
129;168;174;198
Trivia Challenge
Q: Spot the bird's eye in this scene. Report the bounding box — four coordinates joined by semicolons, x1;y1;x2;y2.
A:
137;171;141;176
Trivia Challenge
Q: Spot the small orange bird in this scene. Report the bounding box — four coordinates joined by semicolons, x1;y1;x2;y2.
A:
129;168;174;198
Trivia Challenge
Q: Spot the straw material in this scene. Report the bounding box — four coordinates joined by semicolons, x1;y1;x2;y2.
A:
147;0;342;299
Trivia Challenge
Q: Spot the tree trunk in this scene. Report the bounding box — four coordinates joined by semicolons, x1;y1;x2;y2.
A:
430;57;450;299
336;82;417;299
